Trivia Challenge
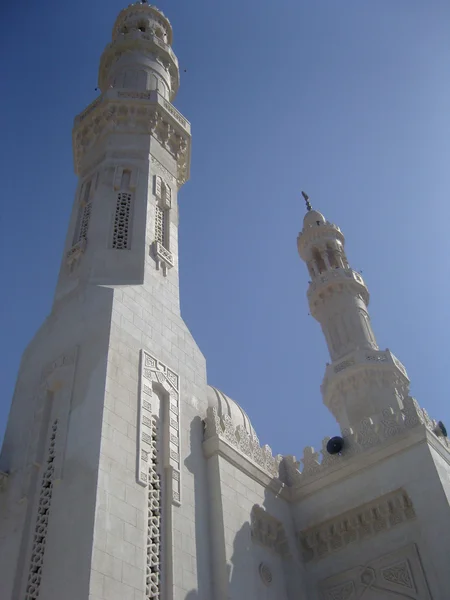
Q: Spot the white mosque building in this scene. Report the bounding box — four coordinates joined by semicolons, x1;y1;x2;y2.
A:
1;3;449;600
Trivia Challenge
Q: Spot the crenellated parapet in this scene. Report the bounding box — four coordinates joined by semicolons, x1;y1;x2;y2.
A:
280;397;450;490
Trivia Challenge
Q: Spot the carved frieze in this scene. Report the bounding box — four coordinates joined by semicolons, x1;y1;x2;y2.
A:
297;489;415;563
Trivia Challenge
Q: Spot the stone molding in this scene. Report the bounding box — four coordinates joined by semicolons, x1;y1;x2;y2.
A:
251;505;290;557
297;489;415;562
282;396;450;492
73;89;190;187
203;407;282;479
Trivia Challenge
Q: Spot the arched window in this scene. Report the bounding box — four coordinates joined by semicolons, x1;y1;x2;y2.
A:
326;244;339;269
312;248;326;274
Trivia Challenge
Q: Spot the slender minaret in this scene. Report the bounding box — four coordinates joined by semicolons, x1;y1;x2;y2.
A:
0;4;210;600
297;193;410;431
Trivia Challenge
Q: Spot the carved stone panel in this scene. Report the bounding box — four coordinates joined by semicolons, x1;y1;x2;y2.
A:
139;350;181;505
319;543;431;599
297;489;415;563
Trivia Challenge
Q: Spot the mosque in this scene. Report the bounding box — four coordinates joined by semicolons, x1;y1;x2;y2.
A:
0;3;449;599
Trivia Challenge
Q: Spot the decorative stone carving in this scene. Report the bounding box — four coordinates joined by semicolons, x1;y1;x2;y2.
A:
280;395;449;489
251;505;290;557
73;91;190;186
298;489;415;562
319;543;431;599
259;563;273;586
324;582;355;600
203;407;282;478
24;420;58;600
139;351;181;505
301;446;321;475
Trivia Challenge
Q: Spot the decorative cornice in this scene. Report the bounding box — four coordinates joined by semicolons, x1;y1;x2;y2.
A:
297;488;415;563
203;407;282;479
73;90;190;187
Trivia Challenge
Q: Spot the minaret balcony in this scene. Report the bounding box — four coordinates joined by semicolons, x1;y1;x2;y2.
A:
322;348;409;393
307;267;369;305
72;89;191;184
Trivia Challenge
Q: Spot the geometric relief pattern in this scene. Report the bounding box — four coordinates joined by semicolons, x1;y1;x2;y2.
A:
319;543;431;600
154;204;167;248
146;415;161;600
298;489;415;563
112;192;132;249
25;420;58;600
139;351;181;504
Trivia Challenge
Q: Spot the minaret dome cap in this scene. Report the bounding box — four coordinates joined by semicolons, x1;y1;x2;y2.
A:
303;209;326;228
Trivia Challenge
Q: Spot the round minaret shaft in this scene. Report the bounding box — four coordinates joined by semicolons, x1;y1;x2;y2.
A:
297;194;409;431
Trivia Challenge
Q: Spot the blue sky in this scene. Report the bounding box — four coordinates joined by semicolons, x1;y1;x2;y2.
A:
1;0;450;459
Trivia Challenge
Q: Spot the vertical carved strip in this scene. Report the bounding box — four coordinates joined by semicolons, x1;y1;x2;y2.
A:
139;351;181;505
146;415;161;600
24;420;58;600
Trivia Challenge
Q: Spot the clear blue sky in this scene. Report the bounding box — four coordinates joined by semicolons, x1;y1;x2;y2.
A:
1;0;450;459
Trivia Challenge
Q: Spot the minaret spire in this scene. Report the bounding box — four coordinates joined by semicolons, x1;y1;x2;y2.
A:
302;190;312;212
297;204;409;431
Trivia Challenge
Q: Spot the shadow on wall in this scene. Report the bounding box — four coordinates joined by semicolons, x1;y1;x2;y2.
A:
184;427;295;600
183;522;253;600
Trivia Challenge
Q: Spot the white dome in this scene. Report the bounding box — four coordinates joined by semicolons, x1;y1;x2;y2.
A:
303;210;326;228
207;386;257;438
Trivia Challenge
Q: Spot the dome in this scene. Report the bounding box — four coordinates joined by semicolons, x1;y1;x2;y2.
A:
207;386;257;438
303;209;326;228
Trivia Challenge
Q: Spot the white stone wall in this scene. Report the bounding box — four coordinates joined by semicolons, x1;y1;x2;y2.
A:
0;285;113;599
291;438;450;599
204;452;306;600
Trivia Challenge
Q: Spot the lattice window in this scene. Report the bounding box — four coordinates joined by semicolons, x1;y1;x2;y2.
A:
25;420;58;600
154;205;168;249
146;416;161;599
112;192;132;249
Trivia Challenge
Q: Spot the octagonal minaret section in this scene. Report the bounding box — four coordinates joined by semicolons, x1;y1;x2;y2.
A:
54;1;191;304
297;194;410;431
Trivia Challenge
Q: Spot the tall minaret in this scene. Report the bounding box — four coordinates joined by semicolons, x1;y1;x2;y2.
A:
0;4;210;600
297;194;410;431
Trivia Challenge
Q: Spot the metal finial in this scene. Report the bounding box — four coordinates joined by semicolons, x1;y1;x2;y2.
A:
302;191;312;212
